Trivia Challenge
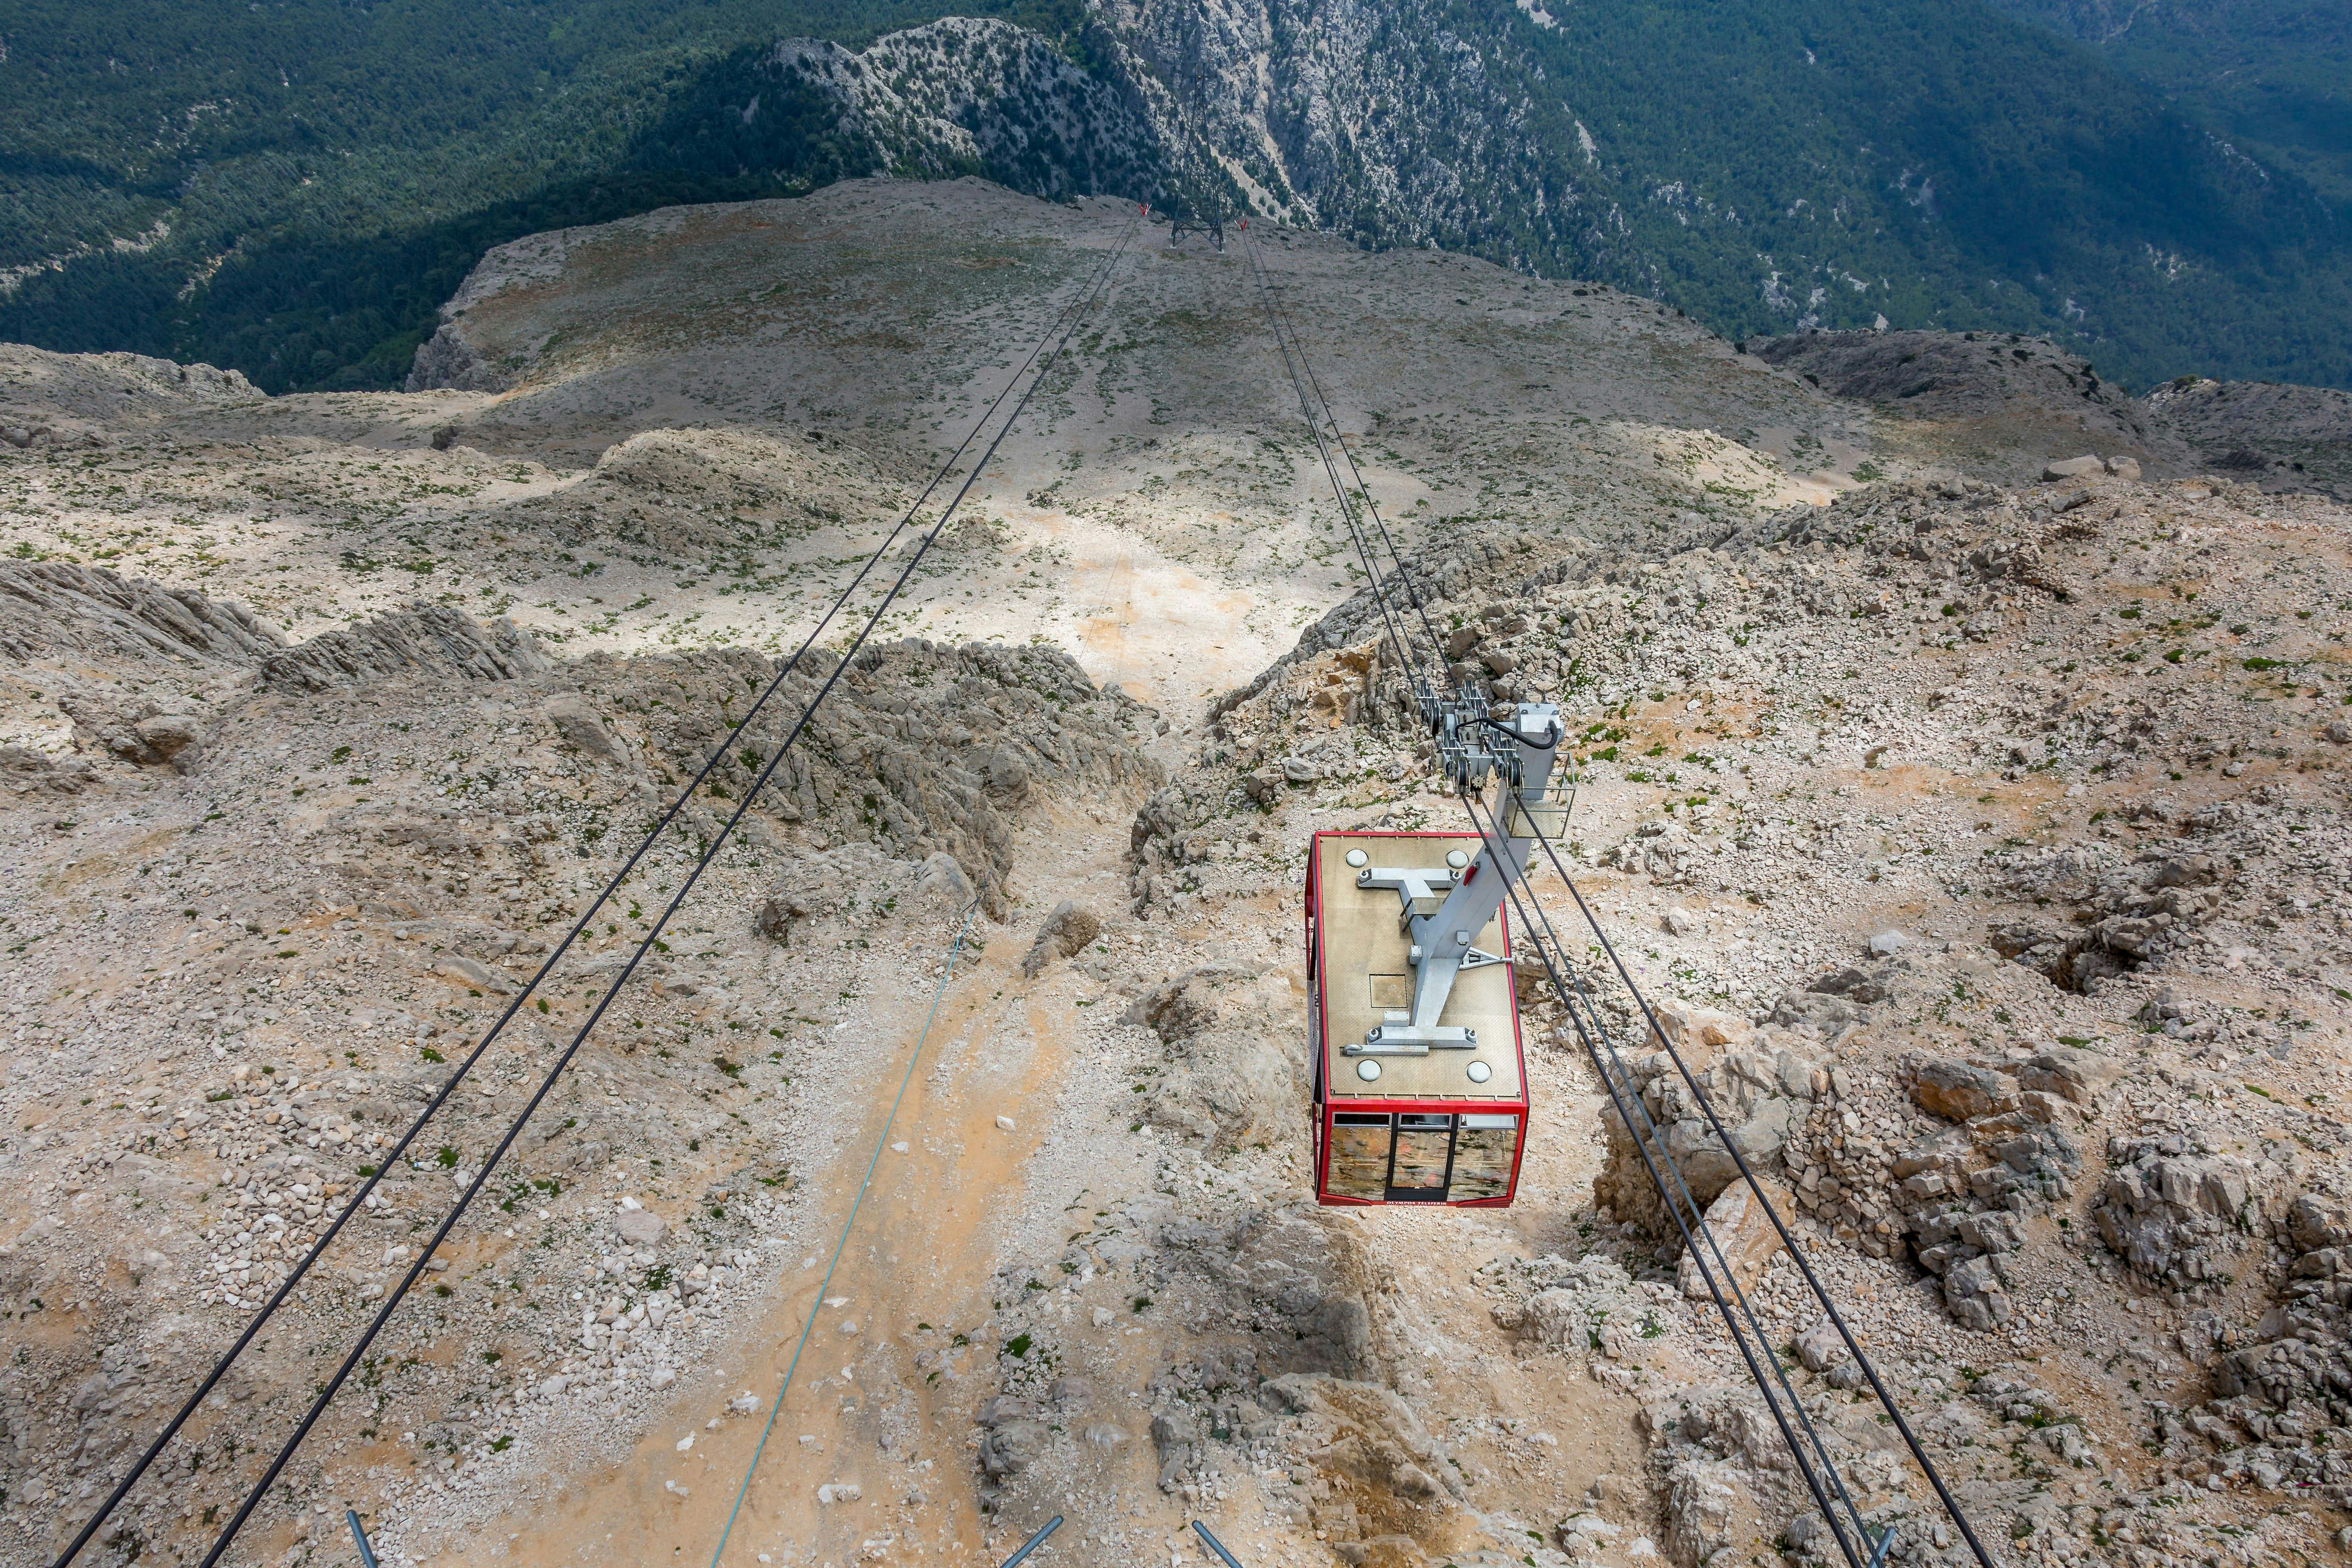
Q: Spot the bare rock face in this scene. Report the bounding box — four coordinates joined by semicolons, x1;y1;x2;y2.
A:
1675;1179;1790;1301
755;845;971;945
1637;1387;1796;1568
260;605;548;692
1256;1373;1462;1503
1123;969;1293;1149
1594;1000;1822;1237
1988;842;2227;992
0;561;282;665
0;744;95;796
1662;1455;1745;1568
404;322;511;393
2184;1194;2352;1490
1909;1058;2022;1122
2094;1138;2266;1287
619;638;1158;921
755;21;1162;204
1020;899;1100;978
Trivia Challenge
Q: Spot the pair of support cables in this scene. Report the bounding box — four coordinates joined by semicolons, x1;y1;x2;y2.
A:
1233;213;1996;1568
56;203;1142;1568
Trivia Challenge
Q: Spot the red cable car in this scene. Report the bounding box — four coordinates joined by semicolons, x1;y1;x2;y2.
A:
1304;829;1530;1207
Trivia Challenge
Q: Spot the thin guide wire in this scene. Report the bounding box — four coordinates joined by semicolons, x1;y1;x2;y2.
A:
184;208;1142;1568
707;901;979;1567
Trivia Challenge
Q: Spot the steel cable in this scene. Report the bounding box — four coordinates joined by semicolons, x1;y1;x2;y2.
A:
1240;222;1453;679
174;206;1142;1568
1456;790;1875;1568
48;203;1144;1568
1227;184;1992;1564
1238;222;1426;682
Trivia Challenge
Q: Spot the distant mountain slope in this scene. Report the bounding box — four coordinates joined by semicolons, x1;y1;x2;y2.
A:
1982;0;2352;207
2;0;2346;396
1106;0;2351;392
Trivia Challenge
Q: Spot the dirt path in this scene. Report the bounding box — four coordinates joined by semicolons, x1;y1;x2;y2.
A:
467;792;1152;1566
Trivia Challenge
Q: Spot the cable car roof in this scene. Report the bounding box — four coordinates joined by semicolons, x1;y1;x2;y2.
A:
1314;830;1524;1105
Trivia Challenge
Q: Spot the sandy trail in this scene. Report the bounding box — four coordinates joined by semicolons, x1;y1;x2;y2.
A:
477;787;1173;1568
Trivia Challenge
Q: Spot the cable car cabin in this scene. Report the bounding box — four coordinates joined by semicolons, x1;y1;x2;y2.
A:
1305;829;1528;1207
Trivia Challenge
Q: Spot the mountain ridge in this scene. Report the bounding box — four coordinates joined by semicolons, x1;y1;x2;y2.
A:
1;0;2347;394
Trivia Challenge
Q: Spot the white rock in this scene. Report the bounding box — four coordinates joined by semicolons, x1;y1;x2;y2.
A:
675;1433;694;1452
994;1115;1016;1132
1794;1318;1851;1373
730;1391;762;1414
1868;930;1907;956
815;1482;861;1504
1662;907;1700;937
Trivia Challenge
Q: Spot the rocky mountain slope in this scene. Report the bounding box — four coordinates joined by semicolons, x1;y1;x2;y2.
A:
1;179;2349;1568
1752;329;2352;501
8;0;2352;395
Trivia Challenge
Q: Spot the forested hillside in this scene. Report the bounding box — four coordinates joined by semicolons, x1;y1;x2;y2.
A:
3;0;2345;395
1983;0;2352;207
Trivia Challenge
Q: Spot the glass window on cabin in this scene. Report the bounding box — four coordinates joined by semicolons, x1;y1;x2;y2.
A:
1327;1114;1391;1200
1450;1114;1520;1201
1390;1114;1453;1191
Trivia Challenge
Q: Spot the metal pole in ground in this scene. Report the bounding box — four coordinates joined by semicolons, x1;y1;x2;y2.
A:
345;1510;379;1568
1190;1521;1246;1568
997;1515;1064;1568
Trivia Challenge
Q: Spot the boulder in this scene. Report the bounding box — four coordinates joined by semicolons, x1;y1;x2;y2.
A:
1020;900;1101;978
611;1207;667;1247
1910;1058;2021;1122
1943;1254;2011;1331
1676;1178;1790;1301
977;1406;1051;1481
1793;1318;1850;1374
2093;1142;2262;1285
2043;455;2105;480
2016;1044;2125;1109
2287;1194;2352;1255
544;694;621;762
